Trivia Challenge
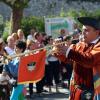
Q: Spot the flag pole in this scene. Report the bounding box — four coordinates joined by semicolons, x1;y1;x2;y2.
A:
3;40;67;61
2;33;76;61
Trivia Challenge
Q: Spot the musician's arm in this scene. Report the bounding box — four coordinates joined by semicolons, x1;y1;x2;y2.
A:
67;46;100;68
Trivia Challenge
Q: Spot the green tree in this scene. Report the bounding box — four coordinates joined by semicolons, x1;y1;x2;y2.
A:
0;0;30;33
66;0;100;2
21;16;45;37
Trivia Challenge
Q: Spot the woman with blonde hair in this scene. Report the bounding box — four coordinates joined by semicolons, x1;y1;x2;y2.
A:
12;33;18;43
17;29;26;42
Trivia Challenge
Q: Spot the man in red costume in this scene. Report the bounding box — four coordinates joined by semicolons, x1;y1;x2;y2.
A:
56;17;100;100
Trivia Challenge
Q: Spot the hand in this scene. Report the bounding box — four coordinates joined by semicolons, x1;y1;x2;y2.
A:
57;45;68;56
58;39;72;55
9;78;16;85
52;38;72;56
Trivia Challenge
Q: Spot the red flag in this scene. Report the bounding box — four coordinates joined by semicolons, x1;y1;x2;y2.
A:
18;50;46;84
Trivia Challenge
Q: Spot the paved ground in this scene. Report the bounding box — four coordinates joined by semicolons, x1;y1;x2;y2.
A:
25;84;70;100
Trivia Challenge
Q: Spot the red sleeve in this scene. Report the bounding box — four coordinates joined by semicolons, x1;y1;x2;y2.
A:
68;47;100;68
55;53;68;64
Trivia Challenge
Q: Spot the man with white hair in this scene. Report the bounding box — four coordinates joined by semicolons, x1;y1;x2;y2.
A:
4;36;15;55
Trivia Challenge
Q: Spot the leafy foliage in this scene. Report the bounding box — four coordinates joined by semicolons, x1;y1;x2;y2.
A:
2;21;10;42
3;16;45;40
65;0;100;2
0;0;30;8
0;14;4;37
60;8;100;28
0;0;31;33
21;16;45;37
59;8;100;19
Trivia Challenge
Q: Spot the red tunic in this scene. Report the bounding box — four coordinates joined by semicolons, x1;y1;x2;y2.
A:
68;40;100;100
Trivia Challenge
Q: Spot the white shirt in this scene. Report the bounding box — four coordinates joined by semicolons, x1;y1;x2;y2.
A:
47;55;58;62
0;74;10;85
27;34;34;41
5;46;14;55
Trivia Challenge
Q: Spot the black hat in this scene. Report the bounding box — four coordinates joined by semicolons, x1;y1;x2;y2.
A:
77;17;100;30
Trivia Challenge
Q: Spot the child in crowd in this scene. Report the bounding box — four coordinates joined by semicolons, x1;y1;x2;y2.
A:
3;40;26;100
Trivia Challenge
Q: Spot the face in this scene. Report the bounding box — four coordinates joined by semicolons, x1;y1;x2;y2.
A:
82;25;99;43
29;42;38;50
48;38;53;45
61;29;65;33
12;33;18;41
18;30;24;39
9;38;14;43
15;46;22;54
73;34;79;39
31;29;35;35
8;37;15;47
37;34;43;42
43;35;47;41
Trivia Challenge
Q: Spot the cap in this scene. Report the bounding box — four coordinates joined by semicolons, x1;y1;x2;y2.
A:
77;17;100;30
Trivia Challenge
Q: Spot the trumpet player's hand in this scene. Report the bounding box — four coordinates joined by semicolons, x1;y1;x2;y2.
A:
56;40;72;56
51;38;62;54
52;38;72;55
57;45;68;56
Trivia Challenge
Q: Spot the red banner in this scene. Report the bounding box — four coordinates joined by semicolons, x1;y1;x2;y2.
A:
18;50;46;84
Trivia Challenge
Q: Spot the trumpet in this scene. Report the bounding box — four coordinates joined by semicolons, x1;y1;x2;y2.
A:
9;41;67;59
1;33;78;62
